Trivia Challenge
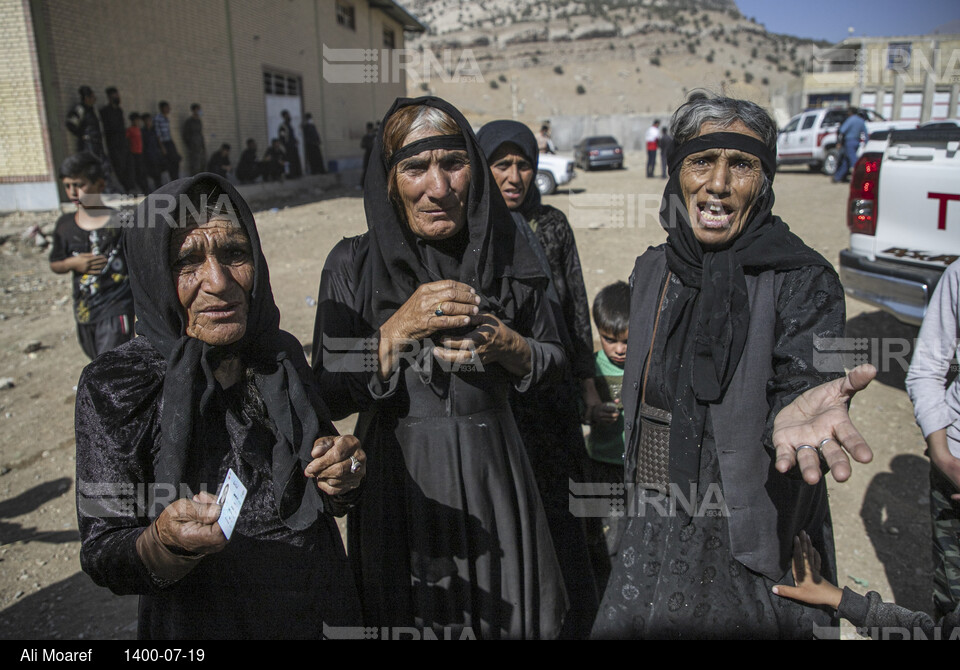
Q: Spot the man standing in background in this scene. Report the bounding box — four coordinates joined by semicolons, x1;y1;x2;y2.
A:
154;101;180;182
278;110;302;179
302;113;326;175
99;87;134;192
832;107;867;183
182;103;206;176
645;119;660;178
66;86;105;161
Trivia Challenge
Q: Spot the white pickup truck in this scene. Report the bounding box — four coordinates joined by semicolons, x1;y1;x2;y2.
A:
777;108;917;175
839;127;960;325
535;153;576;195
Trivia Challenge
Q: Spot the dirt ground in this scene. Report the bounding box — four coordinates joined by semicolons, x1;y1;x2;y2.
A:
0;154;934;640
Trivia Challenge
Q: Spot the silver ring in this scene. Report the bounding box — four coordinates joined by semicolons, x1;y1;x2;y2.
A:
818;438;836;451
795;444;817;454
434;306;444;317
349;455;361;474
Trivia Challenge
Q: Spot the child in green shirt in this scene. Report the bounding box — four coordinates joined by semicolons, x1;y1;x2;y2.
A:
584;281;630;584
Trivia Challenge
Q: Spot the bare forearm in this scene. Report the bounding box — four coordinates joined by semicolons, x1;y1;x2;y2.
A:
50;259;74;274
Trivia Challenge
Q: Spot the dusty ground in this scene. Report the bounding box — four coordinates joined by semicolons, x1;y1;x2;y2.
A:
0;156;933;639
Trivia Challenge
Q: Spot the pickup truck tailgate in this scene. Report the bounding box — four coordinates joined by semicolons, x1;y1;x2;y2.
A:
874;132;960;267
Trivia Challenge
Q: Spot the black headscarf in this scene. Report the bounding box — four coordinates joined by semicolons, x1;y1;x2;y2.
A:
356;97;545;328
124;172;324;529
476;120;542;220
476;120;579;357
656;131;835;486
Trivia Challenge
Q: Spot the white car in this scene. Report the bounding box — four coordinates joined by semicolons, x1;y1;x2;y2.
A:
535;153;576;195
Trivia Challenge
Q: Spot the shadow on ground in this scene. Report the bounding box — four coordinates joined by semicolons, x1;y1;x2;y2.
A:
0;571;137;640
860;454;935;614
844;310;921;391
0;479;78;546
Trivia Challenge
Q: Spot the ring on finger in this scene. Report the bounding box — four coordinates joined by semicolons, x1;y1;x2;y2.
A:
350;454;361;474
817;437;836;453
795;444;817;455
434;304;444;317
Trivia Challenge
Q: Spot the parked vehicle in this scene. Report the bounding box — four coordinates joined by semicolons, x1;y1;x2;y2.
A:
574;136;623;170
919;119;960;130
535;152;576;195
838;127;960;325
776;107;916;175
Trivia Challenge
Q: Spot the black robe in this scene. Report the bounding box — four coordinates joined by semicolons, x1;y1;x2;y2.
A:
311;97;568;638
76;338;361;639
76;172;362;639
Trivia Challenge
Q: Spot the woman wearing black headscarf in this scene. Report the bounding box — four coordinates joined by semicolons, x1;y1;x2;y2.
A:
476;120;599;637
75;173;364;639
312;97;567;638
590;94;875;639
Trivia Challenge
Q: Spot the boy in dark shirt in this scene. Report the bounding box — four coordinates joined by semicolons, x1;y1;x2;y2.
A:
49;153;135;360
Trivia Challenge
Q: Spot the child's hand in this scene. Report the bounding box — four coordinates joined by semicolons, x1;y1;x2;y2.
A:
771;530;843;609
591;401;620;425
73;253;107;274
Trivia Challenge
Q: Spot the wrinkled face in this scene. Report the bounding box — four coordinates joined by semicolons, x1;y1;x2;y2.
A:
62;176;104;208
170;218;254;346
488;143;534;211
598;327;628;368
679;120;765;249
395;127;471;240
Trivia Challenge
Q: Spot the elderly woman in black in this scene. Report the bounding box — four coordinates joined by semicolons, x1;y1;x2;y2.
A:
312;97;567;638
476;120;600;637
591;94;875;639
76;174;364;638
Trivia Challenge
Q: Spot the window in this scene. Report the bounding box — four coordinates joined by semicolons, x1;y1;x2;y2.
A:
383;28;395;49
800;114;817;130
887;42;911;70
263;70;301;96
336;2;355;30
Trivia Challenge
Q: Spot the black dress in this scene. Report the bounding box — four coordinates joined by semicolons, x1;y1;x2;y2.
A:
592;264;844;639
76;338;361;639
313;235;568;639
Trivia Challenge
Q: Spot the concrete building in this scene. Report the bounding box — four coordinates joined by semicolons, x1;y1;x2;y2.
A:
1;0;426;210
802;33;960;121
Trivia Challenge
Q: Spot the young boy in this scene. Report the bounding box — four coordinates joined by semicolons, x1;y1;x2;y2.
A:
584;280;630;583
49;153;135;360
586;280;630;468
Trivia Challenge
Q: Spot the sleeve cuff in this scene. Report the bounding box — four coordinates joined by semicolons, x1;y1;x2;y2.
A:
837;586;870;627
513;337;538;393
135;520;204;585
368;365;401;399
917;408;956;439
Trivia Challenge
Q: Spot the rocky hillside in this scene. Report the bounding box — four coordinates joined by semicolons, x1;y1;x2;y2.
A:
402;1;829;127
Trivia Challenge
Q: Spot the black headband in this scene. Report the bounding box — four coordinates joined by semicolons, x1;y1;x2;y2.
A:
667;131;776;182
387;134;468;170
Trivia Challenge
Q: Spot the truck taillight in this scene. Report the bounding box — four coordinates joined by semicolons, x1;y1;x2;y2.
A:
817;131;829;147
847;152;882;235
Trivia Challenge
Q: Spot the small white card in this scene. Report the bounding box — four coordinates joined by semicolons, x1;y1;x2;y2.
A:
216;468;247;540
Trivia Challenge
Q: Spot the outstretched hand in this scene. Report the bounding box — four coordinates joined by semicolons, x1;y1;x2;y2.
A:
772;364;876;484
771;531;843;609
